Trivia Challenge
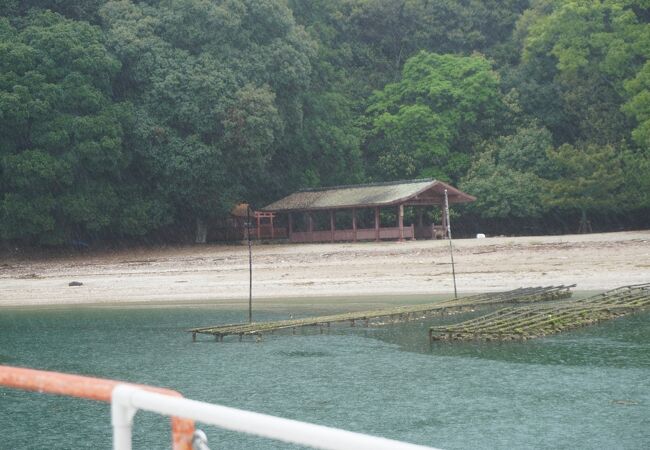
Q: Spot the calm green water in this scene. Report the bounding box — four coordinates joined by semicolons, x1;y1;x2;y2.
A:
1;301;649;449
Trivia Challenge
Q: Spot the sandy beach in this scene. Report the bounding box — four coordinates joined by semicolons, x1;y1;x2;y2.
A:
1;231;649;308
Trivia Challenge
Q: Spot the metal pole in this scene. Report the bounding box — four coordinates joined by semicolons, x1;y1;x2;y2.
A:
444;189;458;299
112;386;136;450
247;205;253;323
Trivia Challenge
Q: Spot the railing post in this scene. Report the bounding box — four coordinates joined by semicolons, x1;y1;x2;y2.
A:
112;385;138;450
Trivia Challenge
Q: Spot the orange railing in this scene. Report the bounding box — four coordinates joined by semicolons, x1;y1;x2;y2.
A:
1;365;440;450
0;365;194;450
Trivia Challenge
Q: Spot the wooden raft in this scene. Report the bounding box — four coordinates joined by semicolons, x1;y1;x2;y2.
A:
429;283;650;342
189;285;574;341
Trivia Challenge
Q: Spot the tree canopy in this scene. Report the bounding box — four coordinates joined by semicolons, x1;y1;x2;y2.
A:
0;11;155;244
1;0;649;245
364;52;503;182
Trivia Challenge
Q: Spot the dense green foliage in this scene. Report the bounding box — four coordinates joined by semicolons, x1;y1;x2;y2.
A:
0;11;154;244
1;0;648;245
365;52;503;181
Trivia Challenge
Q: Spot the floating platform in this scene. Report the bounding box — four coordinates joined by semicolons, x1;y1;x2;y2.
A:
189;285;574;341
429;283;650;342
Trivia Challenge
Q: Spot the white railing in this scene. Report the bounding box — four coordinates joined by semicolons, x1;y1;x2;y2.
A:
112;384;440;450
0;365;439;450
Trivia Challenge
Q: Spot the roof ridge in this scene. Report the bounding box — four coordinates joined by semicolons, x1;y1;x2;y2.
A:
297;178;435;193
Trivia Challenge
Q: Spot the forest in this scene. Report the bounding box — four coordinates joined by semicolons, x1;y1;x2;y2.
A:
0;0;648;246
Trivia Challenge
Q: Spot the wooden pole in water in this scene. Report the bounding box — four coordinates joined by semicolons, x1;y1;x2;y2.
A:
247;205;253;323
444;189;458;299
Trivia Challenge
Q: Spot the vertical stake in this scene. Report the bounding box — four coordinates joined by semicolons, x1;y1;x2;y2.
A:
444;189;458;299
247;205;253;323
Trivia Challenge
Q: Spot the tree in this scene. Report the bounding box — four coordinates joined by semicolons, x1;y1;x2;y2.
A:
364;51;504;182
623;60;650;150
517;0;649;146
0;0;107;23
622;61;650;212
2;0;648;245
461;154;546;220
543;143;625;232
621;147;650;212
100;0;316;236
289;0;530;97
461;125;553;220
276;91;364;189
0;12;164;245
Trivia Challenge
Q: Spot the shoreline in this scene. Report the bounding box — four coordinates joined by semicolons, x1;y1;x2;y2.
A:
0;290;607;312
1;231;648;308
0;293;444;311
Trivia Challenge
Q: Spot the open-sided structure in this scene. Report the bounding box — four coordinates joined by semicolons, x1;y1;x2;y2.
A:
261;179;475;243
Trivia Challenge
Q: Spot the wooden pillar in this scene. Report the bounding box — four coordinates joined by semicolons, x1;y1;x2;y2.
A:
418;208;424;227
256;213;261;240
441;205;448;239
352;208;357;242
288;212;293;241
330;210;335;242
398;204;404;241
308;212;314;242
374;207;380;241
270;214;274;239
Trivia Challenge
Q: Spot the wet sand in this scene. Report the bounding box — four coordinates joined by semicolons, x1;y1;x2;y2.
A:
1;231;649;308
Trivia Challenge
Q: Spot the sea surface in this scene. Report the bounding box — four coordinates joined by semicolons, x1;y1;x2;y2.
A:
1;298;649;449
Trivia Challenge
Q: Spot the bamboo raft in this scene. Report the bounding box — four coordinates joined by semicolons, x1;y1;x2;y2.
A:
429;283;650;342
189;285;574;341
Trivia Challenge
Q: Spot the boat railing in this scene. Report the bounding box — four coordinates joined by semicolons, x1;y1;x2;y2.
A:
0;365;439;450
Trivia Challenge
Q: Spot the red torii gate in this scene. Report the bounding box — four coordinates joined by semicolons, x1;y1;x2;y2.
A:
254;211;276;239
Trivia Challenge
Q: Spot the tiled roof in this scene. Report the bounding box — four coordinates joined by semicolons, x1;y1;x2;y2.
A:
261;179;475;212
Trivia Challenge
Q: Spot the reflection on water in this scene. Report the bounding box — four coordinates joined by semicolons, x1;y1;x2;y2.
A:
0;303;649;449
